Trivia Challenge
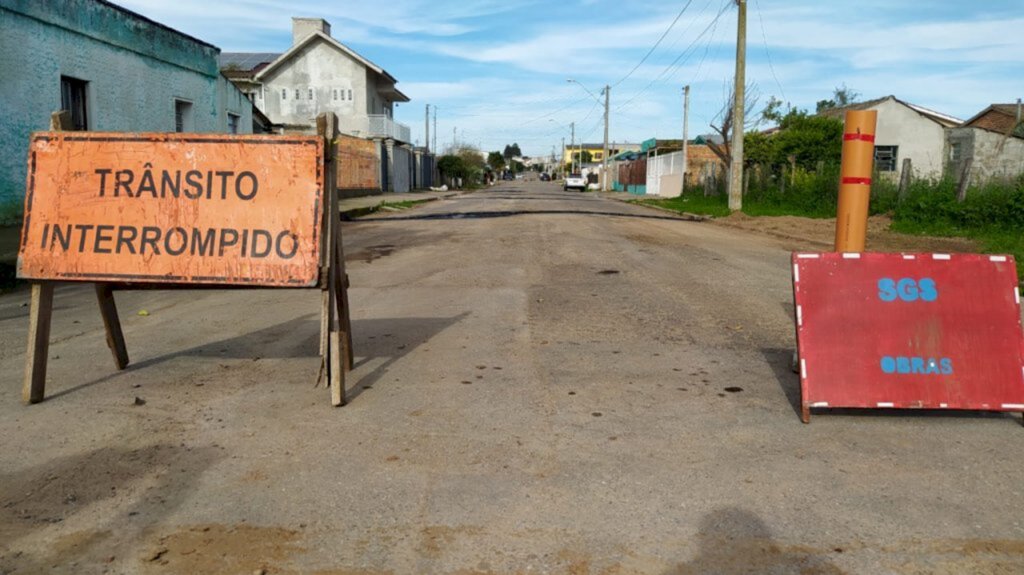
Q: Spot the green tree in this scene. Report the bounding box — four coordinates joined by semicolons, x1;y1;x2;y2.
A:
573;150;593;164
503;143;522;162
743;109;844;169
815;84;860;113
487;151;505;172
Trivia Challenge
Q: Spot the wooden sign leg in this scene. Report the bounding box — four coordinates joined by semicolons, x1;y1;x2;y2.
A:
22;282;55;404
316;289;330;387
95;284;129;369
334;235;354;371
328;266;346;406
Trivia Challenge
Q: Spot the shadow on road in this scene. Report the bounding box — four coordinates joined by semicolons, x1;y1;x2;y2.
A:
345;312;470;402
760;347;802;419
0;443;221;572
665;507;843;574
46;312;469;404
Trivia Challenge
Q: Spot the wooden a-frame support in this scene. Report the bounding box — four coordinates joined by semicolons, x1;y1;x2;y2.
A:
316;112;355;405
22;111;129;404
22;111;353;406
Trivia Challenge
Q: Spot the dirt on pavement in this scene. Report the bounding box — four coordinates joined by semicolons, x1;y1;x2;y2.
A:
712;212;979;254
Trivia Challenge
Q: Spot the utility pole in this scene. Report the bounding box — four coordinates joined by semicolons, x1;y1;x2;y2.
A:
602;85;610;192
561;137;565;176
728;0;747;211
570;122;576;174
682;85;690;196
453;126;457;149
425;104;430;153
432;107;437;152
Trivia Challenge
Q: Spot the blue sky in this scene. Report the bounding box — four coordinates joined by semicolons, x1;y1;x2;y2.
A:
119;0;1024;158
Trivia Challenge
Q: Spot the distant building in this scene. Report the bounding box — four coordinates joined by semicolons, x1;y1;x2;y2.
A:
562;142;640;168
949;103;1024;183
818;95;962;180
0;0;254;223
220;18;411;142
220;18;420;192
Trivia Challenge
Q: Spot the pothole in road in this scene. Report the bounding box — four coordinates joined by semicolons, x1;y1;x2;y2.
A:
724;387;744;393
597;269;620;275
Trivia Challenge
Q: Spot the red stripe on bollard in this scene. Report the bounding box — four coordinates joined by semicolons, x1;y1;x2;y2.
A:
841;177;873;185
843;133;876;142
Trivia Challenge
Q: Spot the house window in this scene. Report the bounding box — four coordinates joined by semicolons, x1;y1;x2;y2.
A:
874;145;898;172
308;88;313;100
60;76;89;130
347;89;352;101
282;89;287;100
174;100;193;133
333;89;338;100
227;113;240;134
295;89;300;99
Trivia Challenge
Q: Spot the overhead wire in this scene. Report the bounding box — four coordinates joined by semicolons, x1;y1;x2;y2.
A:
754;0;786;101
611;0;696;88
613;0;733;114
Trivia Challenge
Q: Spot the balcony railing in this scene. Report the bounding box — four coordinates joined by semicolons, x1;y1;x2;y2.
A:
368;115;411;143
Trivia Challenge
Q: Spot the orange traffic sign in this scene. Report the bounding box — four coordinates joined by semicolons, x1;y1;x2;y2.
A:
19;132;323;286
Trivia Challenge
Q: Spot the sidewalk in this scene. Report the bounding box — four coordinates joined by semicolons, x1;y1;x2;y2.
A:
337;189;462;219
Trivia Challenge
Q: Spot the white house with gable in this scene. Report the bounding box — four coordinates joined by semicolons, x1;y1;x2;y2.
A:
220;18;410;142
820;96;962;181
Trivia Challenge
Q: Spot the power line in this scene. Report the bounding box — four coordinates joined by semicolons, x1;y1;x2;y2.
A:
611;0;696;88
754;0;786;101
614;0;733;114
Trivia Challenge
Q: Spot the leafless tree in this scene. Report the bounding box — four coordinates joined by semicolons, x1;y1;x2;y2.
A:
706;81;761;167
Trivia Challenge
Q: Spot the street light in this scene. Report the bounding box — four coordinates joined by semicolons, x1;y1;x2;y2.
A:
567;79;610;192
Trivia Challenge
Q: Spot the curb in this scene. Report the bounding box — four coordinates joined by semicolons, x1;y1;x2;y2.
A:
602;195;709;222
340;192;460;221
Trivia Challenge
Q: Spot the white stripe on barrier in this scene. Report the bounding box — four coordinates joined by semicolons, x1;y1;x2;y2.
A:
1002;404;1024;409
793;264;800;283
796;305;803;326
797;253;820;259
842;253;861;259
933;254;951;260
811;402;829;408
800;359;807;380
990;255;1008;262
903;254;916;260
877;402;894;408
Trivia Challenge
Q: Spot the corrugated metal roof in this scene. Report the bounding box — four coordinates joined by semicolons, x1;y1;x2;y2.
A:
218;52;280;70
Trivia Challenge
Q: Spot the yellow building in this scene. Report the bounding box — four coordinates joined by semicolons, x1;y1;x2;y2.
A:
562;143;640;168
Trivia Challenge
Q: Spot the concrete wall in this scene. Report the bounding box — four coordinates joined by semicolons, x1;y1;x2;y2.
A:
949;127;1024;183
0;0;252;223
870;98;947;180
259;37;369;136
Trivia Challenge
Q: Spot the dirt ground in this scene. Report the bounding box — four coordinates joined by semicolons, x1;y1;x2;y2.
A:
713;212;979;254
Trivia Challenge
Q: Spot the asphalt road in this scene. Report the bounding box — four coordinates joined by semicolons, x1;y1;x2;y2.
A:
1;181;1022;574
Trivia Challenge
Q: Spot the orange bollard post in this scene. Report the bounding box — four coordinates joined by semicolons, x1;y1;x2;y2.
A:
834;110;878;252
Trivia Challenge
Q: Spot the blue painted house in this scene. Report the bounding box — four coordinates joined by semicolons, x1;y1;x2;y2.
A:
0;0;254;224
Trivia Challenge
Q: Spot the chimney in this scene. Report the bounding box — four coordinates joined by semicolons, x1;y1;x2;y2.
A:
292;18;331;45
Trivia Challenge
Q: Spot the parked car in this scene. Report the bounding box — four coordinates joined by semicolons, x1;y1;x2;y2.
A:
563;173;586;191
539;173;551;181
501;172;514;181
